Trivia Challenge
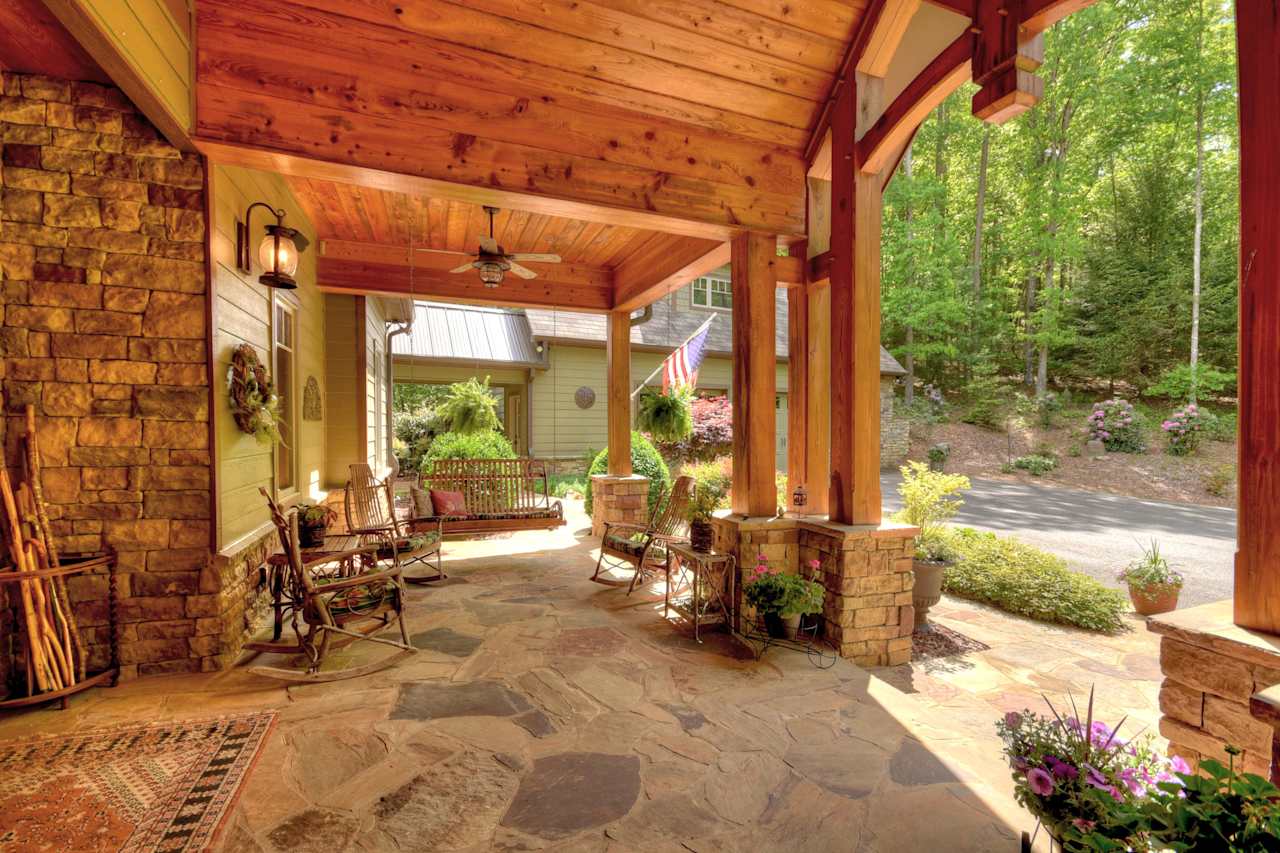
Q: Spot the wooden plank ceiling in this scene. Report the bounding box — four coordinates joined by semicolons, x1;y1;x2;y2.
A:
0;0;110;83
194;0;870;238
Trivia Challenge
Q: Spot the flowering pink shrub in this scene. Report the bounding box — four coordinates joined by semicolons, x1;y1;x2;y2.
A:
1086;399;1145;453
1161;404;1206;456
657;395;731;462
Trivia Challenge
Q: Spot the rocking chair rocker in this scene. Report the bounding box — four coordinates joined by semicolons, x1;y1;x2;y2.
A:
345;463;446;584
592;475;694;594
247;488;416;683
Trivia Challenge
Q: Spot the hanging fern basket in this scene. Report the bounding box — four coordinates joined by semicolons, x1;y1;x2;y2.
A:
227;343;283;445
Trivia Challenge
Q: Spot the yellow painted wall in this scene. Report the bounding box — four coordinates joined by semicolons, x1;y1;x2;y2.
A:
323;294;360;489
211;164;324;552
76;0;192;132
529;344;789;462
365;297;387;475
393;361;527;386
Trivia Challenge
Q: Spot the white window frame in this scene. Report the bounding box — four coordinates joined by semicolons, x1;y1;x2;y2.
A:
691;275;732;311
272;294;299;498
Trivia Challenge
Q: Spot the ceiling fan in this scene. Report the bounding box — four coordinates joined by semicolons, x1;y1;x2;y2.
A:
415;205;562;288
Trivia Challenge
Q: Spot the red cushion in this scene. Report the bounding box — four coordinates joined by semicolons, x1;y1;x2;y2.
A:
430;489;468;517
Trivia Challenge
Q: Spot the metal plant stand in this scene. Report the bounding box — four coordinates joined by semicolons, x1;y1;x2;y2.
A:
738;612;837;668
664;544;735;643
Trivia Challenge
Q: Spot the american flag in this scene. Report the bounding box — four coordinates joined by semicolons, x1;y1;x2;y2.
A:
661;316;714;393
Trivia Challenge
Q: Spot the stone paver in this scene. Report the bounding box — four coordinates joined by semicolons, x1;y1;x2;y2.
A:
0;500;1156;851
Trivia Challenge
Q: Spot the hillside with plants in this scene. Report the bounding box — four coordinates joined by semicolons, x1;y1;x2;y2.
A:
883;0;1237;416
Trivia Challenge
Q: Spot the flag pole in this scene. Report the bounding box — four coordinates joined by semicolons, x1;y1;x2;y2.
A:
631;314;716;398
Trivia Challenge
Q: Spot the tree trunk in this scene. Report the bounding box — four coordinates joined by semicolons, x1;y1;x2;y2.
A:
903;144;915;406
1189;0;1205;404
971;128;991;378
905;325;916;406
1024;272;1037;386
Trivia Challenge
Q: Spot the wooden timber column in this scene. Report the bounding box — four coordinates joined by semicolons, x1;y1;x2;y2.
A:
606;310;632;476
829;82;884;525
731;231;778;516
787;263;831;514
1234;0;1280;633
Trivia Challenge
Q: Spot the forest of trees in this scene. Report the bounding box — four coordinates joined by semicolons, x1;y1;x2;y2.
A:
881;0;1237;405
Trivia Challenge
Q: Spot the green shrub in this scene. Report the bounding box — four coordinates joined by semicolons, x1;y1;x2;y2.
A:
1203;463;1235;497
422;430;514;471
927;443;950;471
1087;398;1146;453
439;376;501;434
394;408;442;473
548;475;587;499
584;431;671;518
893;461;970;561
941;528;1126;632
685;459;730;521
1145;363;1236;402
960;361;1008;429
1013;454;1057;476
1204;409;1236;443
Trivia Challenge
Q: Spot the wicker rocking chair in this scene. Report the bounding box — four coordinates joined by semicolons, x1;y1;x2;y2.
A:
591;475;694;594
247;488;415;683
345;463;445;584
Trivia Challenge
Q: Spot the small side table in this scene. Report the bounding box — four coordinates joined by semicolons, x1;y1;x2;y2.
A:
665;544;736;642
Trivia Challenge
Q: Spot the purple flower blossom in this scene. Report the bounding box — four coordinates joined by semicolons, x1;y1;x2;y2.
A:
1072;818;1096;832
1026;767;1055;797
1083;764;1110;791
1170;755;1191;775
1046;756;1078;780
1004;711;1023;729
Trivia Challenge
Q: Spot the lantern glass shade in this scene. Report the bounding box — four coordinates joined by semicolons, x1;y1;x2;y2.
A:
257;225;300;287
478;261;504;287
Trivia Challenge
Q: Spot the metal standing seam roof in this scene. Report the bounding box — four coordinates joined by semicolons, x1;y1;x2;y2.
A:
391;302;542;366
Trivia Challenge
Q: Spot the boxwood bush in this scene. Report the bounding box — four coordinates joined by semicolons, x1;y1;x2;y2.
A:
584;431;670;518
941;528;1126;633
422;429;514;471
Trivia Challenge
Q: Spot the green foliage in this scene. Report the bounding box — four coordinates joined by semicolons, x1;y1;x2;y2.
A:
584;432;671;518
893;462;970;562
296;503;336;526
1088;399;1147;454
1204;410;1236;443
422;430;514;471
1013;454;1057;476
1145;363;1237;402
439;377;501;435
635;386;694;443
1203;463;1235;497
942;528;1127;632
685;460;730;522
927;443;951;470
1117;539;1183;589
960;360;1008;429
1090;753;1280;852
394;383;450;415
394;409;442;474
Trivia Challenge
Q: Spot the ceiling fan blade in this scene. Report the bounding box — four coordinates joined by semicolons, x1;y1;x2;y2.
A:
478;236;500;254
448;262;475;274
507;262;539;280
506;253;562;263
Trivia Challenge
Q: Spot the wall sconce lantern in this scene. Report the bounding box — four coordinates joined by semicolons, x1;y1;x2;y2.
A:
792;483;807;511
236;202;309;289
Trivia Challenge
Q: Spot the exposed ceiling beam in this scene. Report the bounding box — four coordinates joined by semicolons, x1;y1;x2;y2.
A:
803;0;887;165
319;239;612;288
1021;0;1099;35
318;258;613;312
857;0;925;78
856;34;971;174
612;237;727;312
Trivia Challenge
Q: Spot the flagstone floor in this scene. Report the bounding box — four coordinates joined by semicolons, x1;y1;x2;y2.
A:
0;501;1170;852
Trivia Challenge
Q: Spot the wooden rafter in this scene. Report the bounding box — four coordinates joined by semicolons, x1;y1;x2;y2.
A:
612;237;727;312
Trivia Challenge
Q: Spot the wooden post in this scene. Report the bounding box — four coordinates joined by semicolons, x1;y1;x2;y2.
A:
830;80;883;525
806;281;831;516
606;310;632;476
1234;0;1280;633
731;231;778;516
787;285;808;512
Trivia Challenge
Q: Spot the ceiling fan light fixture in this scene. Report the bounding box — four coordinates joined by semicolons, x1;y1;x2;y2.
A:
478;261;505;287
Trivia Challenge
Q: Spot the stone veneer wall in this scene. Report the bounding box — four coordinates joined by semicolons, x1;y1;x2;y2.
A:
880;378;908;467
589;474;649;537
0;71;215;681
1150;602;1277;779
711;515;918;666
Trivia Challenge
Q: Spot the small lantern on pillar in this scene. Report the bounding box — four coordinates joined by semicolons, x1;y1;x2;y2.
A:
792;483;807;512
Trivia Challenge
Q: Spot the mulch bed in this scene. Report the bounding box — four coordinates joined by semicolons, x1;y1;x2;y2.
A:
912;623;989;662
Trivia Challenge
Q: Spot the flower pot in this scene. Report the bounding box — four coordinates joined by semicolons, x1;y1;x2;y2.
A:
911;558;950;630
299;522;328;549
762;611;788;639
690;520;714;553
782;613;801;639
1128;582;1180;616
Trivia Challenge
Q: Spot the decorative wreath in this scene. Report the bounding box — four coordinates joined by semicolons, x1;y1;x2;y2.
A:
227;343;283;445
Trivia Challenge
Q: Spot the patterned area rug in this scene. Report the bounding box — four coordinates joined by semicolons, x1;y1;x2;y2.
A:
0;713;275;852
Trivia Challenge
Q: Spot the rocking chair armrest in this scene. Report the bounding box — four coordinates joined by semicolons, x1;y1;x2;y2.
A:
300;543;382;568
315;567;403;592
602;521;648;537
347;521;397;538
652;532;691;546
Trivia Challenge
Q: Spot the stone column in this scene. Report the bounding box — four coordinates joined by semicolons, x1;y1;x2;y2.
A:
590;475;649;538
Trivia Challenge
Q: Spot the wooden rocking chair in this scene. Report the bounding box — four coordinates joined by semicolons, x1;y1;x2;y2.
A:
591;475;694;594
345;463;446;584
247;488;415;683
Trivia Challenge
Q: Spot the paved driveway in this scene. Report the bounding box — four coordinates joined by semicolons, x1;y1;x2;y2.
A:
880;474;1236;607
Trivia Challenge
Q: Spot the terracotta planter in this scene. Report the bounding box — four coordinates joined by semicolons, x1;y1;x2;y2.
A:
690;520;714;553
1128;582;1180;616
912;558;951;630
782;613;801;639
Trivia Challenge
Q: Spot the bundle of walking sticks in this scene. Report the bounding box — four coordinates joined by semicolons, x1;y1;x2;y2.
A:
0;404;86;695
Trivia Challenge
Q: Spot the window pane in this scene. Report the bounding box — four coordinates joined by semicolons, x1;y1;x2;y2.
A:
692;280;707;305
276;336;294;490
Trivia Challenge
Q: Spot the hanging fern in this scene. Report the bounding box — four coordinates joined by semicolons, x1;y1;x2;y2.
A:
440;376;501;435
636;386;694;443
227;343;283;446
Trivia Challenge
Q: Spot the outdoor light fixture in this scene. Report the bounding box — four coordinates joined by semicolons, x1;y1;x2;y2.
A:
236;202;309;289
477;260;505;287
792;484;807;510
